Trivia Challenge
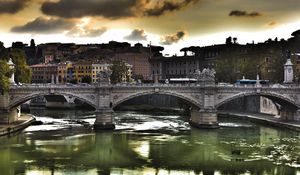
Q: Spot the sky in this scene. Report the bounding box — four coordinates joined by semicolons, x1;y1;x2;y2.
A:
1;0;300;55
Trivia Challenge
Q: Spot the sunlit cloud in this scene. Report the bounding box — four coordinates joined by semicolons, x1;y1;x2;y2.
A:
124;29;147;41
160;30;186;45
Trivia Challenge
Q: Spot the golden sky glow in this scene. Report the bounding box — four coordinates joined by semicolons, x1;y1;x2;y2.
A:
1;0;300;55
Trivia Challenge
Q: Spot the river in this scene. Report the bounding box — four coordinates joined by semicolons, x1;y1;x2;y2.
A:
0;109;299;175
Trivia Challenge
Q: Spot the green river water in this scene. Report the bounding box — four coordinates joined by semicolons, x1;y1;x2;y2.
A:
0;109;299;175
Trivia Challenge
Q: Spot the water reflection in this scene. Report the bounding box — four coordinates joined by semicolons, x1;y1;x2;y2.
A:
0;110;299;175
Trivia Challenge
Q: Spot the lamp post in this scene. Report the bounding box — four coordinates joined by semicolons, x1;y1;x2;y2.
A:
256;63;265;87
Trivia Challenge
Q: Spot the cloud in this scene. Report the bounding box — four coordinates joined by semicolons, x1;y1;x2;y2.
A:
0;0;29;14
67;26;107;37
41;0;137;19
124;29;147;41
229;10;262;17
160;30;186;45
267;21;277;26
40;0;201;19
143;0;200;17
11;17;75;34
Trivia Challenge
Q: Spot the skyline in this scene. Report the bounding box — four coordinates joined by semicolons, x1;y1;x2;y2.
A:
1;0;300;55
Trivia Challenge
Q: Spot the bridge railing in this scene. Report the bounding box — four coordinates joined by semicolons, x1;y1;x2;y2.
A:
9;82;300;89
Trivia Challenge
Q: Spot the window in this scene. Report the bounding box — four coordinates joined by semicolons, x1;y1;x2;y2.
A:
265;57;269;63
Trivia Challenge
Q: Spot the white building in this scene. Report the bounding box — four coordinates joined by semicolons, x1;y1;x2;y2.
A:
92;63;110;83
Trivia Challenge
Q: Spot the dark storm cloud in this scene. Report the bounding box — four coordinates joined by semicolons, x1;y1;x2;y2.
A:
0;0;29;14
160;31;185;45
124;29;147;41
11;17;75;33
40;0;201;19
229;10;262;17
41;0;137;19
143;0;200;17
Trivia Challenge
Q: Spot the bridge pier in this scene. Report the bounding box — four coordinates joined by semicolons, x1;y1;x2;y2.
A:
0;94;21;124
94;108;115;130
0;107;21;124
189;109;219;129
279;107;300;121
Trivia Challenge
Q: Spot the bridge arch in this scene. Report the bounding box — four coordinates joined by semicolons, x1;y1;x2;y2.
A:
216;91;299;109
113;91;201;109
9;92;97;109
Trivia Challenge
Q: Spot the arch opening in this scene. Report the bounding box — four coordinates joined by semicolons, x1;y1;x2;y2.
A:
113;93;200;113
10;93;96;110
217;93;299;117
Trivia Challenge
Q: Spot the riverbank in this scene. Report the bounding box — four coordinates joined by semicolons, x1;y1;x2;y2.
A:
0;114;35;136
219;111;300;131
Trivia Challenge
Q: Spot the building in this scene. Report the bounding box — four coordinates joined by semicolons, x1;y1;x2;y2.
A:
150;44;223;81
92;63;110;83
30;63;58;83
57;61;73;83
74;61;92;83
149;36;294;83
39;43;60;63
112;43;151;80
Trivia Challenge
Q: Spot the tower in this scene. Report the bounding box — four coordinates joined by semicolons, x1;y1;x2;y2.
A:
284;51;294;84
7;58;15;84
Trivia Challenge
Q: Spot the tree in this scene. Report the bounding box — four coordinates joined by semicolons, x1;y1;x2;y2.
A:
12;42;25;49
10;48;32;83
0;42;11;94
70;79;78;84
110;61;132;84
81;75;92;84
0;42;9;61
0;60;10;94
233;37;237;44
226;37;232;45
214;44;286;83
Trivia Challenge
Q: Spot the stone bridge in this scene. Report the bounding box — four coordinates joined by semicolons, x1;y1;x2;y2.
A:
1;83;300;129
